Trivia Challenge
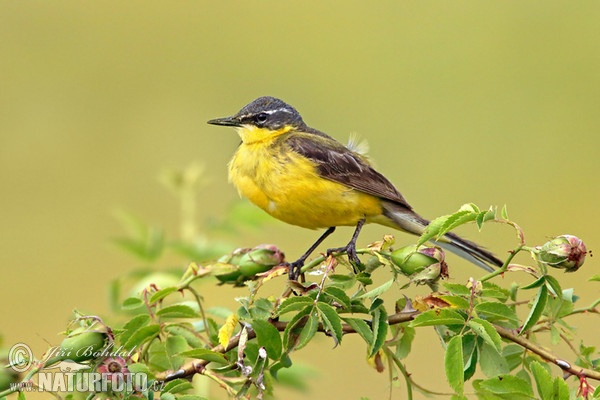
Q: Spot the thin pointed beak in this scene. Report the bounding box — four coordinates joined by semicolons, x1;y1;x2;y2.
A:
207;115;241;127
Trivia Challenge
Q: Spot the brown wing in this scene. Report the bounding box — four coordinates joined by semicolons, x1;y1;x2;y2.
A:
285;131;413;210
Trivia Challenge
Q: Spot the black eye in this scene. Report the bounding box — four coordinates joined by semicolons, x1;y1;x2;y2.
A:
255;113;268;124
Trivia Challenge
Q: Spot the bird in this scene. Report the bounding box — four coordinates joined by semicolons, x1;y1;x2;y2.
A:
207;96;502;279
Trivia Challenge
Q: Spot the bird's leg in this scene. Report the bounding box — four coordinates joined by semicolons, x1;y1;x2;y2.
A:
288;226;336;280
327;218;366;270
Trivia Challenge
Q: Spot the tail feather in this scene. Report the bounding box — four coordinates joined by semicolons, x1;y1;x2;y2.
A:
381;202;502;272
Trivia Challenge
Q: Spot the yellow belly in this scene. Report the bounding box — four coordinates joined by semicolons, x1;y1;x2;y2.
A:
228;142;383;229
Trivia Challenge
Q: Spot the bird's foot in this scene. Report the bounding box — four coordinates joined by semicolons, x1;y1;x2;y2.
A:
287;260;305;281
327;243;362;271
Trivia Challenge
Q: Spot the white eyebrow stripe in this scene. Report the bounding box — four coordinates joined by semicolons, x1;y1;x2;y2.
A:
263;108;293;115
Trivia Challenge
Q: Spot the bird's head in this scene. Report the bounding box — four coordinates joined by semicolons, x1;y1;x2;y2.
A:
208;96;305;143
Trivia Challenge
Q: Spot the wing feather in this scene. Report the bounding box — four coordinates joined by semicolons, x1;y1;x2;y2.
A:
285;132;412;210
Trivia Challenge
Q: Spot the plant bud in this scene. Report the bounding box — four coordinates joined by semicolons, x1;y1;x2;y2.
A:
45;326;108;365
239;244;285;277
391;245;445;276
537;235;587;272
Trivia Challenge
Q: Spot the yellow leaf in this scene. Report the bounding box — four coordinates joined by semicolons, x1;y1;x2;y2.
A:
218;314;239;348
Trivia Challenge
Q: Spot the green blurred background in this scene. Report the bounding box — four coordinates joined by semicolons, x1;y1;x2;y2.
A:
1;2;599;399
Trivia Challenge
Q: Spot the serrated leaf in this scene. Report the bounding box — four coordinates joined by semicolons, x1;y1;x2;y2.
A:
149;287;178;304
544;275;562;297
478;341;509;377
468;318;502;352
119;314;151;345
178;348;228;364
251;319;282;360
475;208;495;230
316;302;343;345
462;334;478;381
356;278;394;300
123;324;160;350
474;302;519;327
445;335;464;394
323;286;351;308
501;205;509;220
530;361;554;399
440;210;477;236
477;374;534;397
439;295;470;309
163;378;193;394
156;304;199;319
502;344;525;371
395;325;415;360
341;317;373;344
122;297;144;310
418;214;450;246
283;305;318;352
443;282;471;296
277;296;314;315
217;314;238;348
553;377;570;400
126;362;155;379
165;335;189;370
369;305;388;358
520;284;548;334
411;309;466;327
521;276;546;290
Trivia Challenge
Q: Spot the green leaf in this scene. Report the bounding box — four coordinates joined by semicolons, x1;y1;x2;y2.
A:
323;286;351;309
411;309;466;327
277;297;314;315
445;335;464;395
475;207;496;229
520;284;548;334
474;302;519;327
502;344;525;371
283;305;318;352
462;334;478;381
544;275;562;296
476;374;534;398
552;377;570;400
521;276;546;290
468;318;502;352
501;204;509;220
530;361;554;400
328;274;356;289
478;341;509;377
163;378;193;394
395;325;415;360
355;278;394;300
369;305;388;358
481;281;510;301
589;274;600;282
177;348;228;364
418;214;450;246
156;304;199;319
122;297;144;310
443;282;471;296
127;362;155;379
164;324;204;348
316;302;343;345
119;314;151;345
341;317;373;344
251;319;283;360
165;335;189;370
149;287;178;303
123;324;160;350
439;295;470;310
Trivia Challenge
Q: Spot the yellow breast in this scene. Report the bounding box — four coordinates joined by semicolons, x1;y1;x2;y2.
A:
227;127;382;229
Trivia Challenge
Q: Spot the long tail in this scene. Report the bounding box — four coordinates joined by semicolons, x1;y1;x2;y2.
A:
381;202;502;272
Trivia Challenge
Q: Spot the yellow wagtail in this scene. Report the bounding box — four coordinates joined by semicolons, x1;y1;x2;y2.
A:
208;96;501;279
